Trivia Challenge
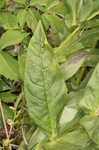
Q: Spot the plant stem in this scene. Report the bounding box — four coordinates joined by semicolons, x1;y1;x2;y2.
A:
0;100;12;150
77;67;86;85
0;100;9;140
55;26;80;54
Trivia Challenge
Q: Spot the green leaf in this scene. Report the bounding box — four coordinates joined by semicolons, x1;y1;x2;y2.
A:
46;0;59;10
18;47;26;81
59;90;84;133
18;127;36;150
79;0;99;21
64;0;81;26
0;91;16;103
48;1;67;18
60;50;88;80
81;19;99;29
24;21;67;137
27;128;46;150
55;27;99;59
29;0;59;11
83;48;99;67
43;128;91;150
30;0;47;9
0;13;18;29
42;13;70;46
0;103;14;127
30;0;47;6
80;115;99;146
63;0;99;26
14;0;27;5
79;63;99;114
0;0;6;9
26;9;38;32
50;0;99;27
0;51;19;80
17;9;27;27
0;78;10;91
0;30;28;50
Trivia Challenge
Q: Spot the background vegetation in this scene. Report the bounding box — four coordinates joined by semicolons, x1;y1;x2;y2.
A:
0;0;99;150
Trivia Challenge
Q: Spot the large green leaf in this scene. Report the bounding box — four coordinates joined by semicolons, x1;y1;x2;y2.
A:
0;51;19;80
43;128;91;150
0;30;28;50
24;21;67;137
79;63;99;114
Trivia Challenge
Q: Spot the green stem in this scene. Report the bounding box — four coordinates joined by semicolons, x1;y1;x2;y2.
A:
77;67;86;85
55;26;80;54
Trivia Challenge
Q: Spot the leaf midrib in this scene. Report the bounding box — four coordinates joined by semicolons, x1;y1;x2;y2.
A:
39;43;54;137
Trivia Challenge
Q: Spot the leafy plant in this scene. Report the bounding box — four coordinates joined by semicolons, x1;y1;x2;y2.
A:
0;0;99;149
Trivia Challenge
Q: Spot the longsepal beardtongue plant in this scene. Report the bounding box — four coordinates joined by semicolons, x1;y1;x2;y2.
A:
0;0;99;149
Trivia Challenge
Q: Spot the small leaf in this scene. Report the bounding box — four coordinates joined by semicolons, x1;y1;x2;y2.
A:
60;50;88;80
42;13;70;46
0;103;14;127
24;21;67;137
0;78;10;91
83;48;99;67
0;30;28;50
0;51;19;80
28;128;46;150
79;0;99;21
79;63;99;114
26;9;38;32
0;13;18;29
18;127;36;150
14;0;27;5
81;115;99;146
29;0;47;11
0;92;16;103
59;90;84;133
17;9;27;27
0;0;6;9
